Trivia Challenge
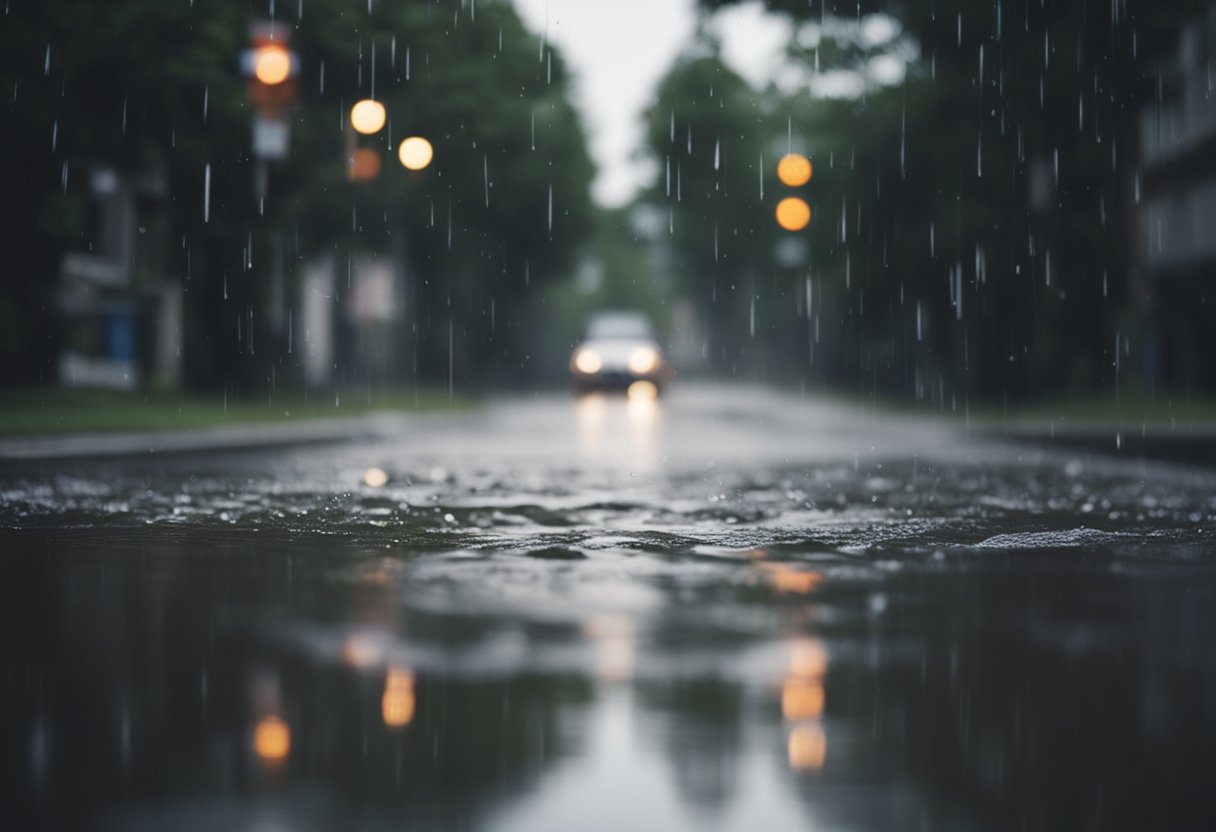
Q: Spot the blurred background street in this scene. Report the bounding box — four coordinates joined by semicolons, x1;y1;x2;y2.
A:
4;0;1216;829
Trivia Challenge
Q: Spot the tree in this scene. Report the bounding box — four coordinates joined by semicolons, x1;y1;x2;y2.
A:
641;40;786;378
696;0;1211;400
0;0;595;392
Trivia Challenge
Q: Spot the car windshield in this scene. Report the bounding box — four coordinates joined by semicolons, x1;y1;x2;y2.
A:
585;313;654;341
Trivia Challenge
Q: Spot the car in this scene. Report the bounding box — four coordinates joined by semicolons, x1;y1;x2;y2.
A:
569;310;672;396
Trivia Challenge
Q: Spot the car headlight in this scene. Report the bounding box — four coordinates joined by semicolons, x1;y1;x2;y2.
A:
574;348;603;374
628;346;659;375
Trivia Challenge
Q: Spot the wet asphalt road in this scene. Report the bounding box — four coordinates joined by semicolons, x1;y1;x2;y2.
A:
3;384;1216;831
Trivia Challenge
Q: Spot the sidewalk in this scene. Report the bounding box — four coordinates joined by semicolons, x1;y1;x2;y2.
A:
0;413;407;462
978;420;1216;468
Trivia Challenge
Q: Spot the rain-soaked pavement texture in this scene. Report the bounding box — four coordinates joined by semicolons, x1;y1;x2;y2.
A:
3;386;1216;831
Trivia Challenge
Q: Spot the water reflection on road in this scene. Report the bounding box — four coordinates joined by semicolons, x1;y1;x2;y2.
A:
3;386;1216;831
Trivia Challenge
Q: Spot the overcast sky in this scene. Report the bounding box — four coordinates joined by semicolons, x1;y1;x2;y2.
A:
511;0;790;208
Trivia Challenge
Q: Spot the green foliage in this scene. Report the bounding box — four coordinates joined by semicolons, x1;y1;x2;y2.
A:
0;0;595;391
688;0;1212;400
641;44;789;376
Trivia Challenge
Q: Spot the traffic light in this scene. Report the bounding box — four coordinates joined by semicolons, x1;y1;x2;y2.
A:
775;153;813;231
242;22;298;119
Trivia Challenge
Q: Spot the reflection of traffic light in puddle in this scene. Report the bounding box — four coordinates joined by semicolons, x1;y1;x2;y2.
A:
775;153;813;231
783;636;828;772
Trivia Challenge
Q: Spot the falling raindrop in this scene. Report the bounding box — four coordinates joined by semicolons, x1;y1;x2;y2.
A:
954;265;963;320
547;184;553;233
899;102;906;178
713;139;720;171
203;163;211;223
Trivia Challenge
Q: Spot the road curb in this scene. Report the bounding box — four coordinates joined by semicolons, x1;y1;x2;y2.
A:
0;414;403;462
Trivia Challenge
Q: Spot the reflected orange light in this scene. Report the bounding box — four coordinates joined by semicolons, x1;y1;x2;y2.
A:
363;466;389;487
350;99;386;135
782;679;825;720
583;615;635;682
253;45;291;85
776;197;811;232
398;136;434;170
598;637;635;682
349;147;382;182
763;563;823;595
382;668;416;729
341;633;383;669
626;380;658;401
254;715;291;762
777;153;813;187
789;638;828;680
788;724;826;771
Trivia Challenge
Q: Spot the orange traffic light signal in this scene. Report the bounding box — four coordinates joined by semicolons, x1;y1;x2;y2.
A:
243;23;298;117
776;197;811;231
775;153;813;232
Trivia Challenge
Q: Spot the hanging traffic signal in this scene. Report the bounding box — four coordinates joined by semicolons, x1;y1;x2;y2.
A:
242;22;298;118
775;153;813;231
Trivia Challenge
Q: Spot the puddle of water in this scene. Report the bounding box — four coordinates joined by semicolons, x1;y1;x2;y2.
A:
4;394;1216;830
